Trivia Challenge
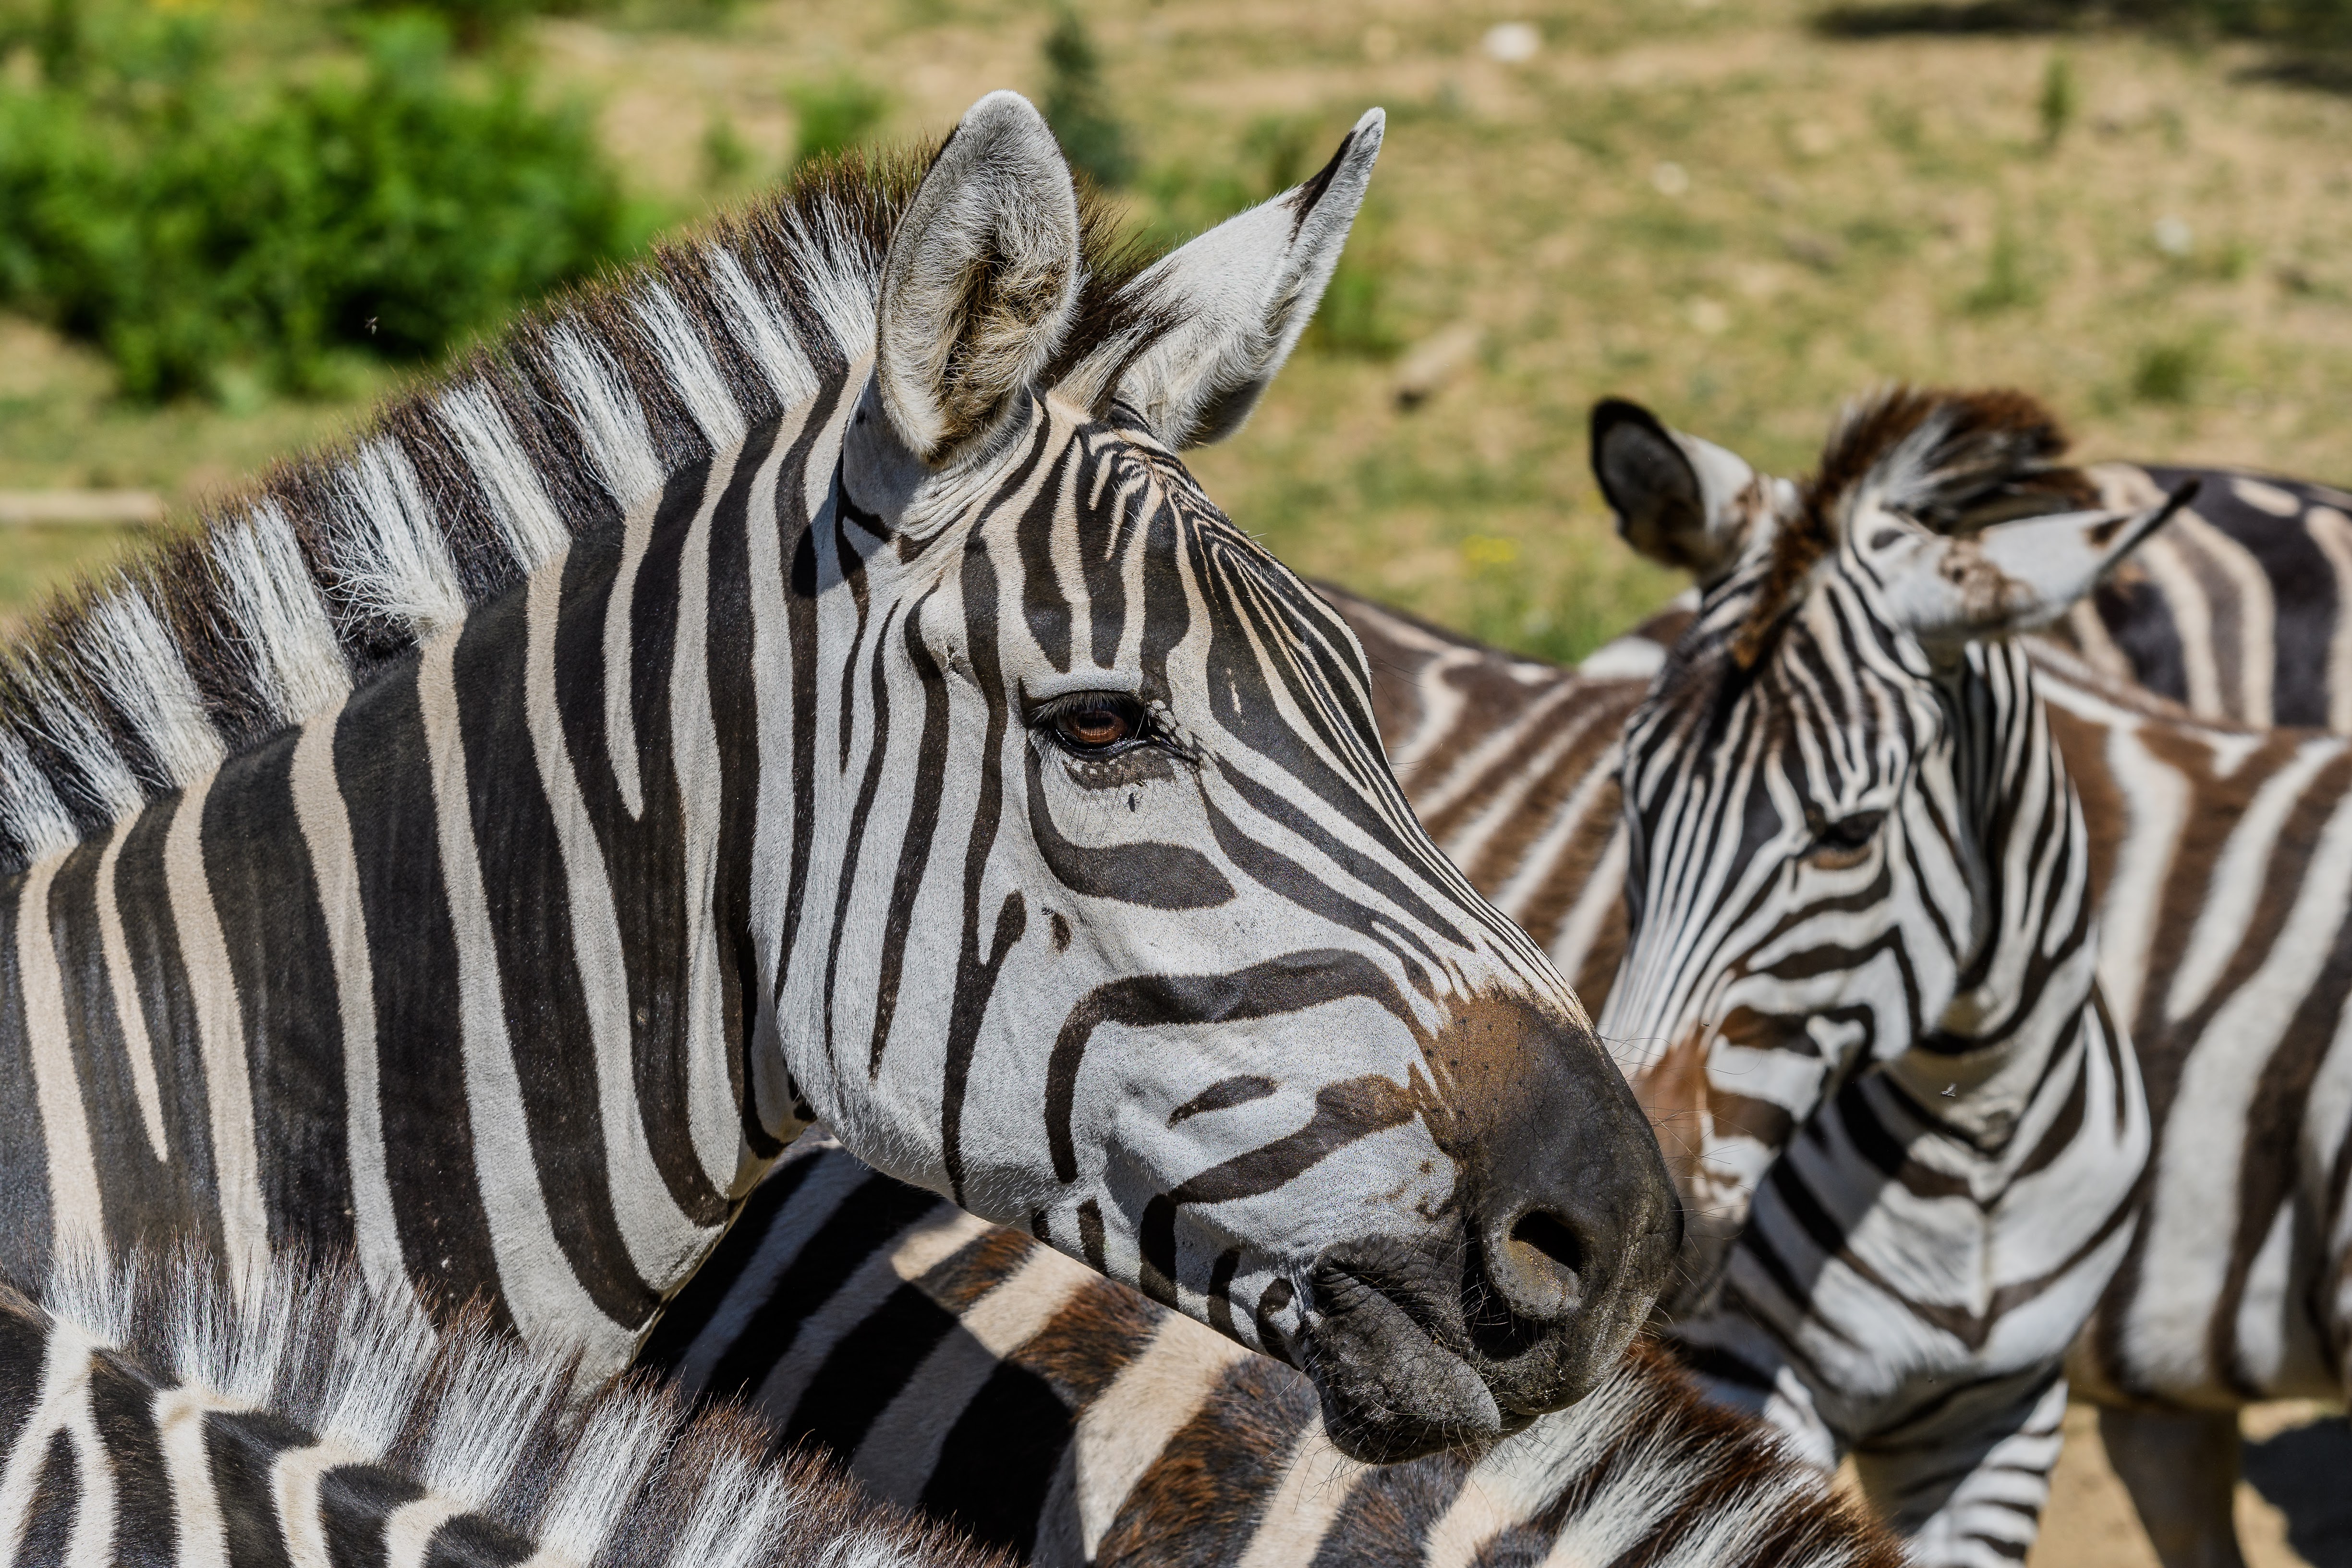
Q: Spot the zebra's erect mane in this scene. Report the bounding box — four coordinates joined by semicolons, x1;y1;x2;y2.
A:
20;1246;1008;1567
0;143;1174;875
1729;385;2101;667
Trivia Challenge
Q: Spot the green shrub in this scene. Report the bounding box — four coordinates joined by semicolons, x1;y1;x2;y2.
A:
1041;9;1130;188
787;73;887;169
0;9;643;401
2131;339;2205;403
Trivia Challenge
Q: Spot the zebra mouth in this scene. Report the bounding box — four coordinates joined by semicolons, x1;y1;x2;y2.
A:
1299;1234;1639;1464
1299;1260;1522;1461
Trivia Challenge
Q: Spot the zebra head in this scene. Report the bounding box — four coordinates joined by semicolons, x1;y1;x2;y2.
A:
778;94;1677;1460
1593;389;2186;1302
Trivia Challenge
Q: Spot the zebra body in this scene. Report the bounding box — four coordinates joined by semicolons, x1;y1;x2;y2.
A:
637;1138;1902;1568
0;95;1677;1463
0;1246;1007;1568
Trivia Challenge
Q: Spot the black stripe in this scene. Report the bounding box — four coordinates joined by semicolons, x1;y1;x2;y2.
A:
454;573;656;1327
0;865;55;1276
633;1150;821;1376
207;1409;309;1568
697;1173;944;1404
87;1348;174;1556
336;653;506;1326
18;1429;76;1568
318;1464;426;1568
202;729;356;1264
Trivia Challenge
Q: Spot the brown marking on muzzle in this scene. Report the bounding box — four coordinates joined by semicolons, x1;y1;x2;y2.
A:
1628;1026;1712;1199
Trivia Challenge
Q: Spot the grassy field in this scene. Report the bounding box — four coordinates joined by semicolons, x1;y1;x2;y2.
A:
10;0;2351;652
4;3;2351;1561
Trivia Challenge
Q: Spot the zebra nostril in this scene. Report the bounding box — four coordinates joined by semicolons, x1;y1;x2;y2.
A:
1501;1209;1587;1317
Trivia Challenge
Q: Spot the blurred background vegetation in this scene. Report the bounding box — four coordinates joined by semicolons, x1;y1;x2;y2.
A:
0;0;2349;664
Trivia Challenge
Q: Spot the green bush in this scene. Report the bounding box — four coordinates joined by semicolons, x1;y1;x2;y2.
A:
0;9;645;401
1041;9;1130;188
787;72;887;169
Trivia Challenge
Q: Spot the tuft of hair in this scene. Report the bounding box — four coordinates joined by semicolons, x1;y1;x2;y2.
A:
14;1244;1013;1568
0;140;1173;876
1732;385;2100;667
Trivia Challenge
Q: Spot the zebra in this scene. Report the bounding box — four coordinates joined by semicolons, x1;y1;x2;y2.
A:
1588;388;2194;1567
1597;396;2352;1568
617;391;2352;1566
0;1243;1007;1568
630;1135;1904;1568
1588;394;2352;731
0;92;1680;1465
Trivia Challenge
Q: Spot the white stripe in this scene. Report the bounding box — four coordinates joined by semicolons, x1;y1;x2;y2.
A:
546;327;665;511
2164;735;2341;1022
20;853;105;1263
1071;1317;1250;1558
2086;720;2188;1032
272;1441;356;1568
0;1332;95;1558
163;774;269;1289
849;1246;1089;1504
1229;1419;1368;1568
743;1208;993;1418
154;1384;235;1568
384;1495;471;1568
740;394;816;1140
670;441;751;1199
522;548;714;1290
710;247;820;410
93;825;168;1163
416;629;628;1369
216;504;352;728
288;716;411;1306
665;1148;873;1393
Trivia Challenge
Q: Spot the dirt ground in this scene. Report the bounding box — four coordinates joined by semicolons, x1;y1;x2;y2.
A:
2028;1401;2352;1568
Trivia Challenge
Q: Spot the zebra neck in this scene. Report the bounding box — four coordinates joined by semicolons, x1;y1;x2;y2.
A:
0;383;853;1375
1898;647;2102;1143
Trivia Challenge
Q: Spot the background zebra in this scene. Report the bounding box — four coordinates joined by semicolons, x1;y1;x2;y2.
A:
1594;401;2352;1568
1588;395;2352;732
632;1137;1902;1568
1599;402;2352;1568
0;92;1677;1463
1594;388;2179;1567
0;1243;1006;1568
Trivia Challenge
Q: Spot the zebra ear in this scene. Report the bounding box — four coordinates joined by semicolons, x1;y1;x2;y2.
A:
1075;109;1384;449
875;92;1082;467
1591;400;1770;586
1874;482;2199;644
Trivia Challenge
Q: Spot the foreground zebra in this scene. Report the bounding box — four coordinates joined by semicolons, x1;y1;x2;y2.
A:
0;93;1679;1463
0;1247;1006;1567
634;1138;1901;1568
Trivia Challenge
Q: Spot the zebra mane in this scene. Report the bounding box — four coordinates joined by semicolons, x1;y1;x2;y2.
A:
20;1245;1009;1568
1730;385;2101;667
0;144;1168;875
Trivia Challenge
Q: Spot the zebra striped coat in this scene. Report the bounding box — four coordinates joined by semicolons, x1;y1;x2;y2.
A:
1592;401;2352;1568
0;94;1677;1465
638;1138;1901;1568
0;1246;1006;1568
628;392;2352;1565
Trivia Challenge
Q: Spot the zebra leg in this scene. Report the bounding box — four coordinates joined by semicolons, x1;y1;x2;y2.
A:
2096;1406;2246;1568
1848;1373;2069;1568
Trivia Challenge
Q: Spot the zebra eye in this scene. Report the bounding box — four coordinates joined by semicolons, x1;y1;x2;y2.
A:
1809;809;1887;864
1042;694;1146;756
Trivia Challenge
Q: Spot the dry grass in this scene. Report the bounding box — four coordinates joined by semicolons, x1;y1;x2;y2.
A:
0;3;2348;1558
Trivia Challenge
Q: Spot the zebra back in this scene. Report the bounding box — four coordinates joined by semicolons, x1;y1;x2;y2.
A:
0;1246;1006;1568
642;1140;1903;1568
